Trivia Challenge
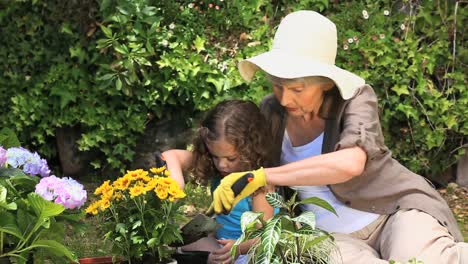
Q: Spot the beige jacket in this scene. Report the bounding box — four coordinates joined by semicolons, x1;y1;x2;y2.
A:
260;84;463;241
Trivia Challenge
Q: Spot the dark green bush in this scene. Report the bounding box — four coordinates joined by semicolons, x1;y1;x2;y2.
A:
0;0;466;182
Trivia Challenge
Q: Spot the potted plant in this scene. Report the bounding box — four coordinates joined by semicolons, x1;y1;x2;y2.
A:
231;192;338;263
86;167;186;263
0;145;87;264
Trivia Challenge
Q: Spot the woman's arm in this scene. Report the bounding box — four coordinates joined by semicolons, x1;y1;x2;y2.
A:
162;149;193;189
265;146;367;186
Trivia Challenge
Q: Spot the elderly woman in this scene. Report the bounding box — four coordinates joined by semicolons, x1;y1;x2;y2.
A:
211;10;467;264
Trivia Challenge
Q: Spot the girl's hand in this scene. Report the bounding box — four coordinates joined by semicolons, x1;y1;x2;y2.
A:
207;239;237;264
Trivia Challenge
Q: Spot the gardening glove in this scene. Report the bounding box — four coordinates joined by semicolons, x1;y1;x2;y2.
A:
212;167;267;214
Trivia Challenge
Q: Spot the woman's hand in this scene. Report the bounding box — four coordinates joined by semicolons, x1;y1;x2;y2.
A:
207;239;237;264
212;168;267;214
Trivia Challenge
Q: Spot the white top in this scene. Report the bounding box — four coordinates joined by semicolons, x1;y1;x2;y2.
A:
280;131;380;234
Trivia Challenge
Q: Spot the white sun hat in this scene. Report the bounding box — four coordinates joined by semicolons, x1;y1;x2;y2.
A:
238;10;365;100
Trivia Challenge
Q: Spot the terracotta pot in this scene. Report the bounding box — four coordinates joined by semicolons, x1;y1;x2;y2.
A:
78;256;120;264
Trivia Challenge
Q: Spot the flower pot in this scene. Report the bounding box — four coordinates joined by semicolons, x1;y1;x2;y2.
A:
172;251;209;264
78;256;120;264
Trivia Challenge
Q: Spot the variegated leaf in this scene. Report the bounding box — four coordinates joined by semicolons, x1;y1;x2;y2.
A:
261;215;282;261
291;211;316;229
240;211;263;232
265;192;286;208
285;191;298;207
303;234;330;248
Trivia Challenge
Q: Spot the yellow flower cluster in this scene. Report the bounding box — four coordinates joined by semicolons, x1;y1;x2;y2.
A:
85;167;185;215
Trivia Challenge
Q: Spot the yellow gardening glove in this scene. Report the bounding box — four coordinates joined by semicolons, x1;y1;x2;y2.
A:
212;168;267;214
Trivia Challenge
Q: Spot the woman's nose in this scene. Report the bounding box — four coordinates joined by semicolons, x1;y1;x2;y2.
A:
279;90;292;106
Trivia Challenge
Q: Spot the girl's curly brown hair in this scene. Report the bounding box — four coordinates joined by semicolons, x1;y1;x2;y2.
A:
191;100;273;184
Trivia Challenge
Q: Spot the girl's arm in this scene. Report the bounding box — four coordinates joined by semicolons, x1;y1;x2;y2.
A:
265;146;366;186
251;185;276;221
162;149;193;189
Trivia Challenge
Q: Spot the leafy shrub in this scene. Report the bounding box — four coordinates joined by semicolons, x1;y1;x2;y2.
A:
0;0;466;181
327;1;467;182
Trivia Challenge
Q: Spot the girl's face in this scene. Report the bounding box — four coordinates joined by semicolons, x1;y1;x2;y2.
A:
206;138;242;176
272;80;332;118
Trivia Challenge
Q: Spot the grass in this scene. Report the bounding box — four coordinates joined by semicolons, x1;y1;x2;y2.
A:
64;181;113;258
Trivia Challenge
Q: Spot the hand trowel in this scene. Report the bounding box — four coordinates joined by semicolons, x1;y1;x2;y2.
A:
171;172;254;247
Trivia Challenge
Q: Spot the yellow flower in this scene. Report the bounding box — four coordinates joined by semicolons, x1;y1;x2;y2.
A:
129;185;146;198
160;177;176;187
145;178;158;192
113;176;131;190
99;198;111;210
155;186;168;200
85;201;100;215
113;191;123;201
95;180;111;195
125;169;147;181
150;166;166;174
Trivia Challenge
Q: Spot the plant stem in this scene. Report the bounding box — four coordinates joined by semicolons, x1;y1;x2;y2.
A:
109;205;131;263
135;197;150;240
1;231;3;254
156;201;172;262
294;226;301;262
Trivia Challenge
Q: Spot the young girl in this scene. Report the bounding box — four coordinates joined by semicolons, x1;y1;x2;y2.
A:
162;100;275;264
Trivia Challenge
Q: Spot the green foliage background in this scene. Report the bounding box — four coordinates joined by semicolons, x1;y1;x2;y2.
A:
0;0;466;182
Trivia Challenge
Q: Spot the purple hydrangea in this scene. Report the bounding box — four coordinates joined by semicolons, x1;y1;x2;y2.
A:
6;147;50;177
0;146;6;166
35;176;87;209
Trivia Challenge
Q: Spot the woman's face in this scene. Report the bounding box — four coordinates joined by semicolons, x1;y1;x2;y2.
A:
272;80;331;118
206;138;242;176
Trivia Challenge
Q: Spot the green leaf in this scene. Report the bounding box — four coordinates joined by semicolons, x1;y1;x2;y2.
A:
114;45;128;55
206;76;224;94
30;239;77;262
0;184;7;202
298;196;337;216
99;25;113;38
391;85;410;96
194;36;205;53
116;78;122;91
147;237;158;247
0;168;28;178
28;193;65;218
0;128;21;148
0;211;24;240
265;192;286;208
291;211;316;229
50;87;77;109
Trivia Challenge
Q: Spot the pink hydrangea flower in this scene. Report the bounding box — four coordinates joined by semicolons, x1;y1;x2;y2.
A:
35;176;87;209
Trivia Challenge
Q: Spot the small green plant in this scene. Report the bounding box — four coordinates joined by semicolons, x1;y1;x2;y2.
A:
232;192;337;263
85;167;186;263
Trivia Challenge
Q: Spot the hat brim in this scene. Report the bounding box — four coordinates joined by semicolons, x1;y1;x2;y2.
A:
238;50;365;100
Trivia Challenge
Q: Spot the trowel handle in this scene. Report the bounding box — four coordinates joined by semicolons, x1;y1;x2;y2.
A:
231;173;253;196
154;151;167;168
